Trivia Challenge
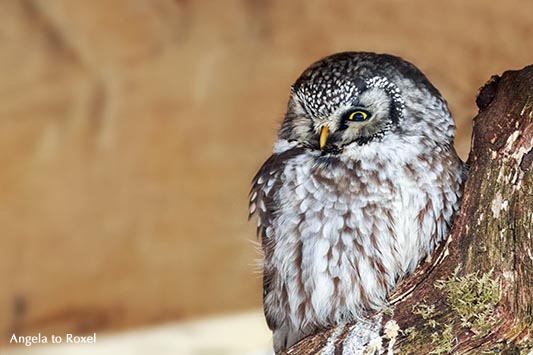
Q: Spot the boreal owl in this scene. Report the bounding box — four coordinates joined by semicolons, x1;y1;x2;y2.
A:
249;52;464;353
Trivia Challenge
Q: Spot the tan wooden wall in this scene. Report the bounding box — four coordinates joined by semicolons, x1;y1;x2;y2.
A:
1;0;531;344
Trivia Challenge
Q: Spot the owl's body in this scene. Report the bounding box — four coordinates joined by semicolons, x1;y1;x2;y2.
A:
249;52;464;353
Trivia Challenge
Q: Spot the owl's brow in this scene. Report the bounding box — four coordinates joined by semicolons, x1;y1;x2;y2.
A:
293;81;361;117
365;76;405;122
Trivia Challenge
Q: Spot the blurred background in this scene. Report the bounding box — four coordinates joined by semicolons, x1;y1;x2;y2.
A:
0;0;531;354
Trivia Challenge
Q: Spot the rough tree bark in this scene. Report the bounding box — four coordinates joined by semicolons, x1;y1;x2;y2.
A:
284;66;533;355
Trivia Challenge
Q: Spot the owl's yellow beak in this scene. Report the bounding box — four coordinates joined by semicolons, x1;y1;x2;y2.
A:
319;126;329;150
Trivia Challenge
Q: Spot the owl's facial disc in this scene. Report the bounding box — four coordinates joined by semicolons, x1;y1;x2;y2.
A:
319;108;372;152
279;56;407;154
276;52;453;158
317;87;395;154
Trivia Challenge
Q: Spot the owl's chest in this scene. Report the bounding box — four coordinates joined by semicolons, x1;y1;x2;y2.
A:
269;158;405;322
274;157;438;259
275;157;401;235
283;159;429;263
264;152;457;327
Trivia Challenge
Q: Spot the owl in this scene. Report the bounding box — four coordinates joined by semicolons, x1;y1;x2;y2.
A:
249;52;464;353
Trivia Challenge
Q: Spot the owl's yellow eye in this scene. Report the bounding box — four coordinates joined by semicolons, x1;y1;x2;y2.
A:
348;110;369;121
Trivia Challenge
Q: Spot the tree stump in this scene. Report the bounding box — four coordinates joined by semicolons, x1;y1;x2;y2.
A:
283;65;533;355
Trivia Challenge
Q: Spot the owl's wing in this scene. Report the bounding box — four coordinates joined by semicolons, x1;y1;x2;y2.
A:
249;155;283;330
249;147;304;330
249;147;304;242
249;156;280;240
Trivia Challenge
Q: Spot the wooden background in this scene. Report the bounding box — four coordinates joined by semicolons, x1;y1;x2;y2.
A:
0;0;531;345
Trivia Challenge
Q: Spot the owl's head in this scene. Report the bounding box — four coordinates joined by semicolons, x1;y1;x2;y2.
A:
277;52;455;155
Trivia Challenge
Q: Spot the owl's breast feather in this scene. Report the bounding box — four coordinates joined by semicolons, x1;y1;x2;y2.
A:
263;144;461;330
